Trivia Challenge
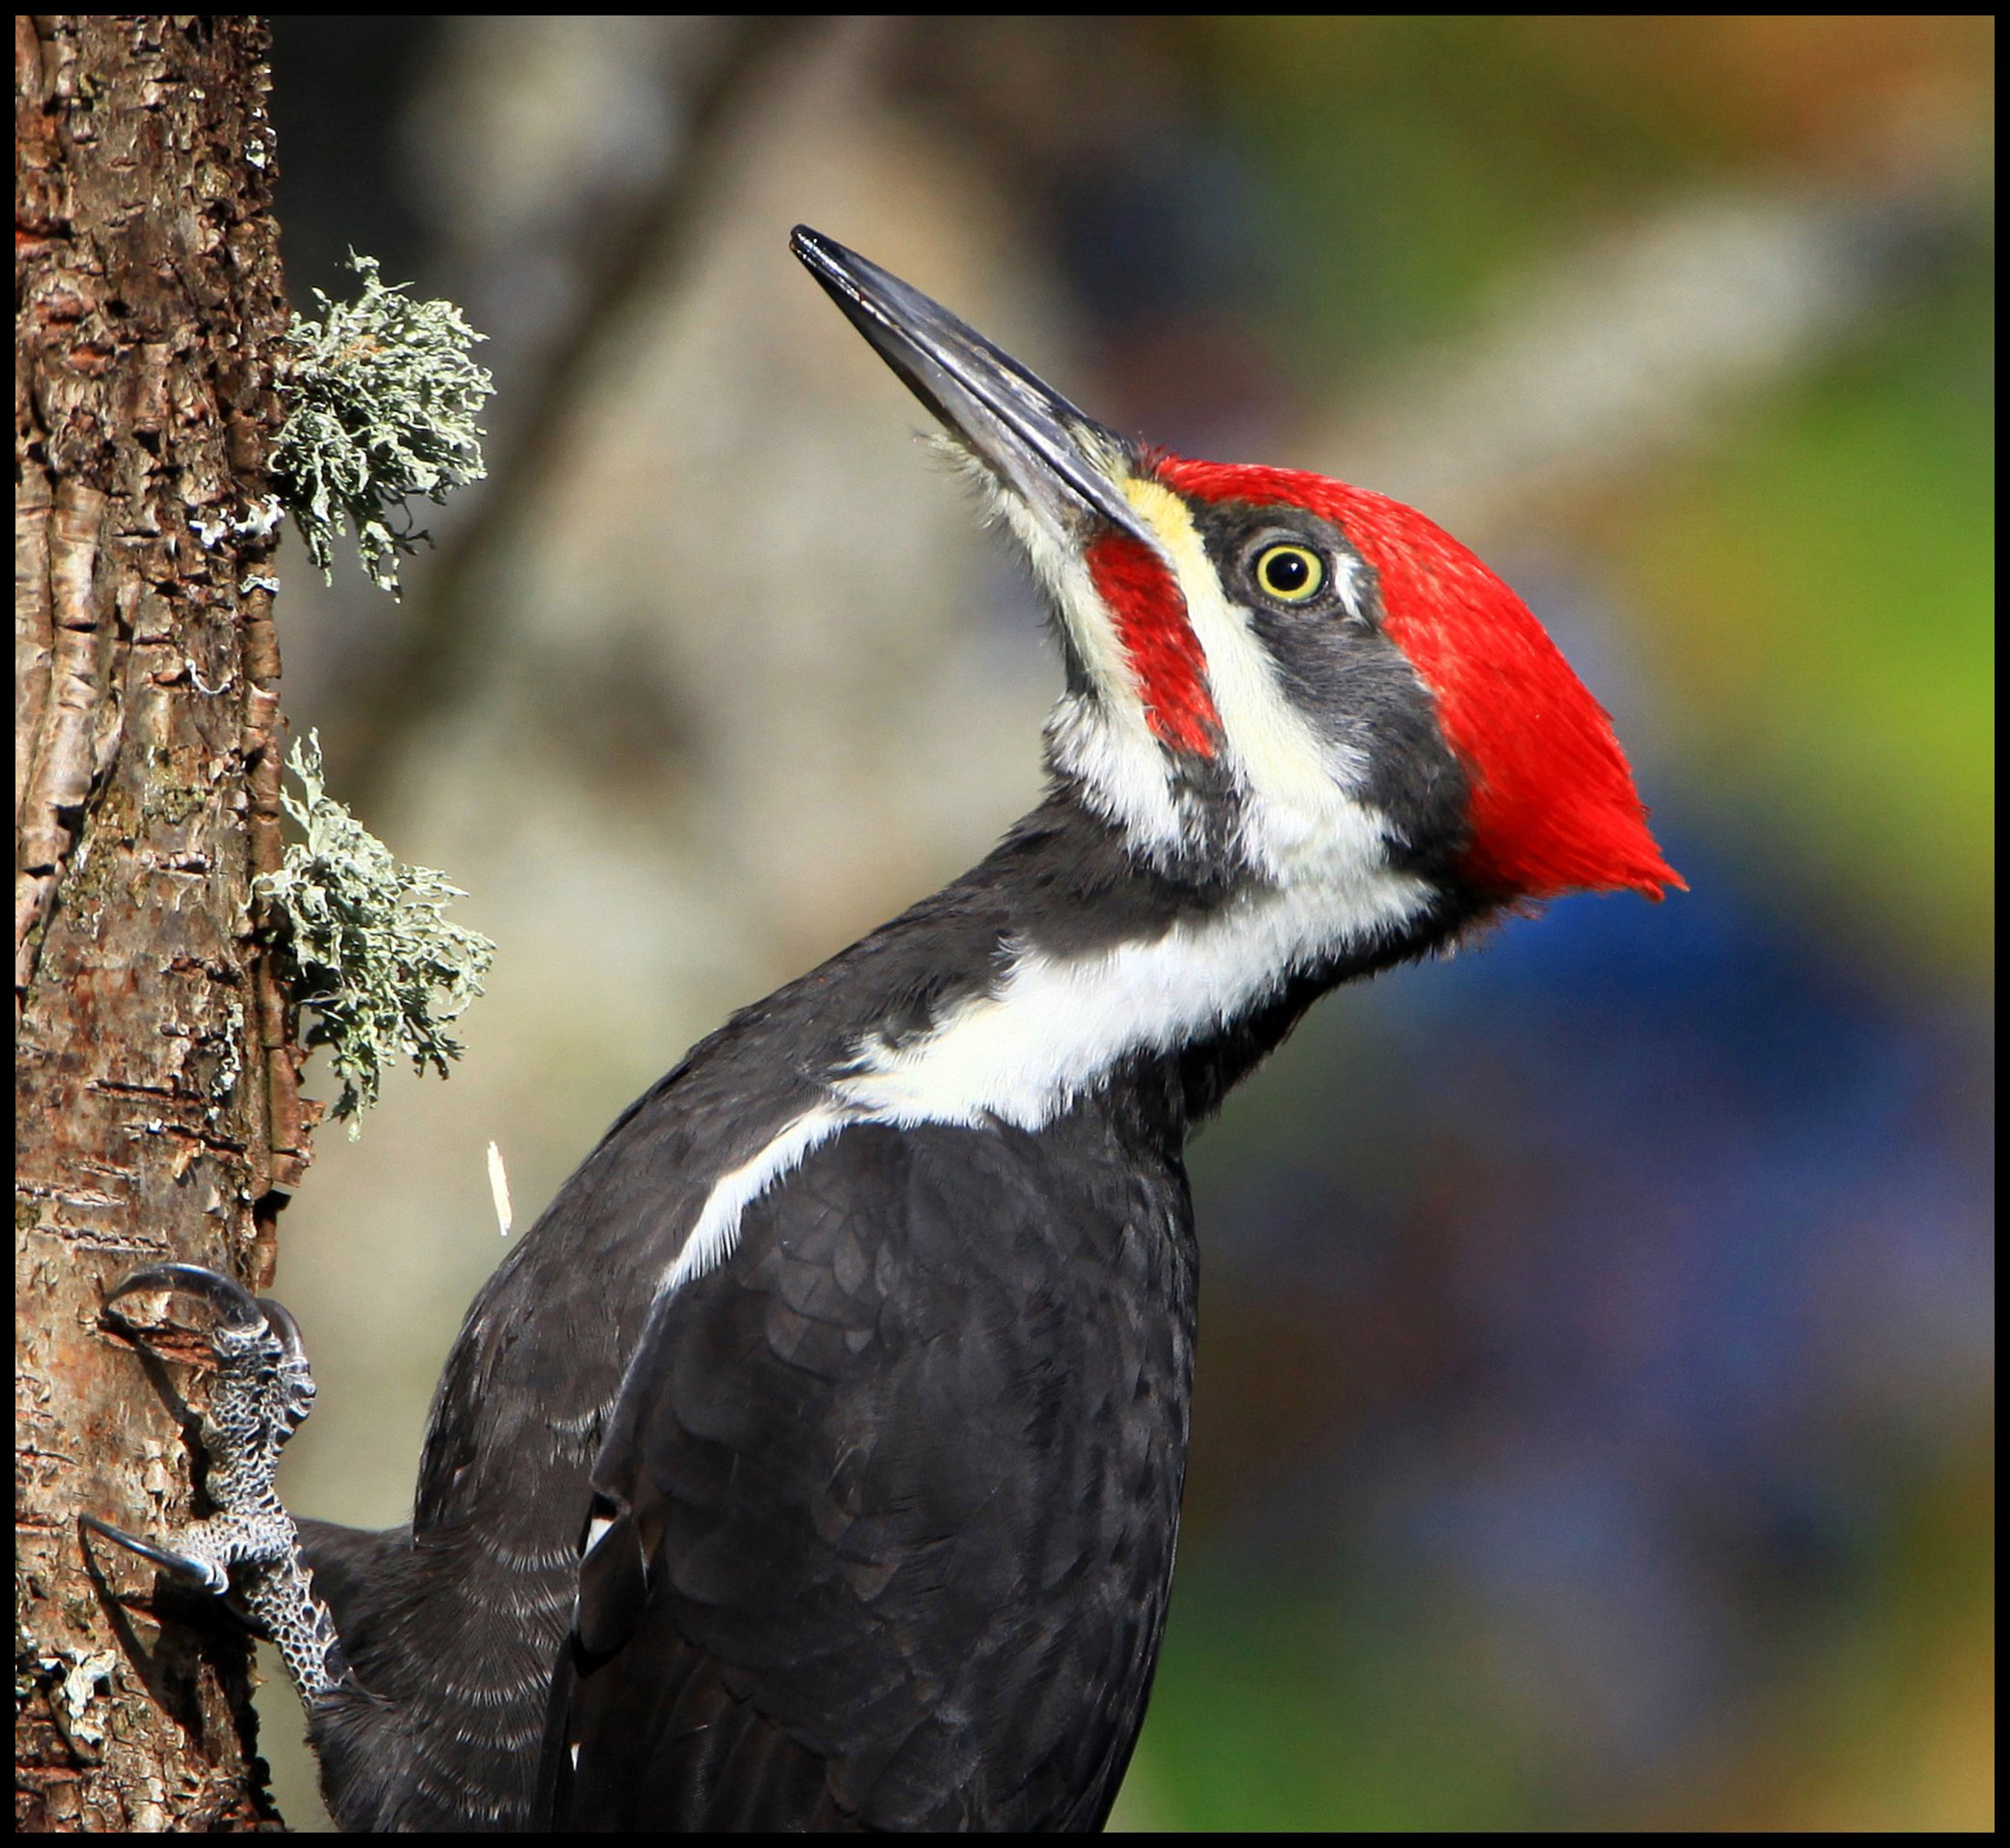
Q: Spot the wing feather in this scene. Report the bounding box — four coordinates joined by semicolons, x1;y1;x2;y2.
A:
540;1116;1195;1830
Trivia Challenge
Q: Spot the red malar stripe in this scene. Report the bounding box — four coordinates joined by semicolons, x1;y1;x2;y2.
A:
1085;532;1219;758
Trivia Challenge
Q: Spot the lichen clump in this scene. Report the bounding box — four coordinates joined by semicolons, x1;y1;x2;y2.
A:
258;733;495;1133
274;252;493;596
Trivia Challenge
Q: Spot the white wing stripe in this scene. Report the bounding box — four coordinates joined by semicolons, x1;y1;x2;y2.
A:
657;1106;847;1300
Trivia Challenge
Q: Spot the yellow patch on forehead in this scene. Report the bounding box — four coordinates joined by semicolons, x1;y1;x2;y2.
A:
1119;474;1207;559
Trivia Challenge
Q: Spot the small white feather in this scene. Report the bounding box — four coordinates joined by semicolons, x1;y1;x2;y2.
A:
487;1141;513;1238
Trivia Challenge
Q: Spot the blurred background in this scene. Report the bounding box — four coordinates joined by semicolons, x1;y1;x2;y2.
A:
256;17;1992;1830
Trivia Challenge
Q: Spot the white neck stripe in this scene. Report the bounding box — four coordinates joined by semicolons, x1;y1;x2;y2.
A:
834;873;1425;1131
657;870;1428;1304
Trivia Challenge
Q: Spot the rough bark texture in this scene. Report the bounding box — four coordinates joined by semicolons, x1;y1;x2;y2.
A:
16;16;304;1830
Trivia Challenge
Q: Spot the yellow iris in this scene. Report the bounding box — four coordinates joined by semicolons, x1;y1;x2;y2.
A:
1253;544;1325;603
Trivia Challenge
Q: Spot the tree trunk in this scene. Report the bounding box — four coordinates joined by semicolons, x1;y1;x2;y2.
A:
16;16;307;1830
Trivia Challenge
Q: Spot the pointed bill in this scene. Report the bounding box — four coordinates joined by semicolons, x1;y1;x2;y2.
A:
791;226;1155;553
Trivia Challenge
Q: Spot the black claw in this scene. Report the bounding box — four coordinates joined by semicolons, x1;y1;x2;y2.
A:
256;1296;309;1367
106;1262;265;1331
256;1297;317;1428
80;1514;228;1593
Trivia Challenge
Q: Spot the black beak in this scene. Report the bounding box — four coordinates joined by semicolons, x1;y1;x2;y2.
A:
791;226;1155;551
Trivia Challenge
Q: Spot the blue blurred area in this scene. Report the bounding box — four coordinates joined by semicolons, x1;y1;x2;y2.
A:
1170;782;1990;1814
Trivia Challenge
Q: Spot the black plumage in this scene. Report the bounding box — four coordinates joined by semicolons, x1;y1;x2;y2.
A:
546;1111;1196;1829
287;789;1456;1830
84;228;1674;1833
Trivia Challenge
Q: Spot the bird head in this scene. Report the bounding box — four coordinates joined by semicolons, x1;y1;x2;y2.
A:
793;227;1681;944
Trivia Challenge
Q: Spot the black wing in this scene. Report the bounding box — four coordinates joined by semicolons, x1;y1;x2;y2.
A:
537;1113;1196;1830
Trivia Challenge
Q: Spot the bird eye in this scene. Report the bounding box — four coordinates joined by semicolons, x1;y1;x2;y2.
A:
1252;544;1325;604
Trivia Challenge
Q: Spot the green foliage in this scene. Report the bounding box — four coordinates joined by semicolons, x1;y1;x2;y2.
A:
1616;269;1994;973
1190;18;1721;373
274;252;493;596
1120;1563;1531;1831
258;733;495;1134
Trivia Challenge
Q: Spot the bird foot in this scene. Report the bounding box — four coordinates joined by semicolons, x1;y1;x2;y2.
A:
85;1263;345;1701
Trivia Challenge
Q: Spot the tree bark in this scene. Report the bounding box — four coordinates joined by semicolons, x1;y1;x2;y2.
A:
16;16;306;1830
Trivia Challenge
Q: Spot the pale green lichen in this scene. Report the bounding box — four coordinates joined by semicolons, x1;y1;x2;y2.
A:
273;252;493;597
258;733;494;1135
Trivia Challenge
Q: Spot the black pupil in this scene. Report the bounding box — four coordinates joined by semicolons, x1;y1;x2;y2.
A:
1266;550;1311;594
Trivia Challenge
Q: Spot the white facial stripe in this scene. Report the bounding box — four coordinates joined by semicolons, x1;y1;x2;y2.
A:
1004;467;1395;882
1329;550;1365;620
1044;689;1191;858
999;494;1130;707
1120;478;1385;883
996;492;1196;858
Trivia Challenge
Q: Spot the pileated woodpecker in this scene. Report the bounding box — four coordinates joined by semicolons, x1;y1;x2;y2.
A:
86;227;1679;1830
